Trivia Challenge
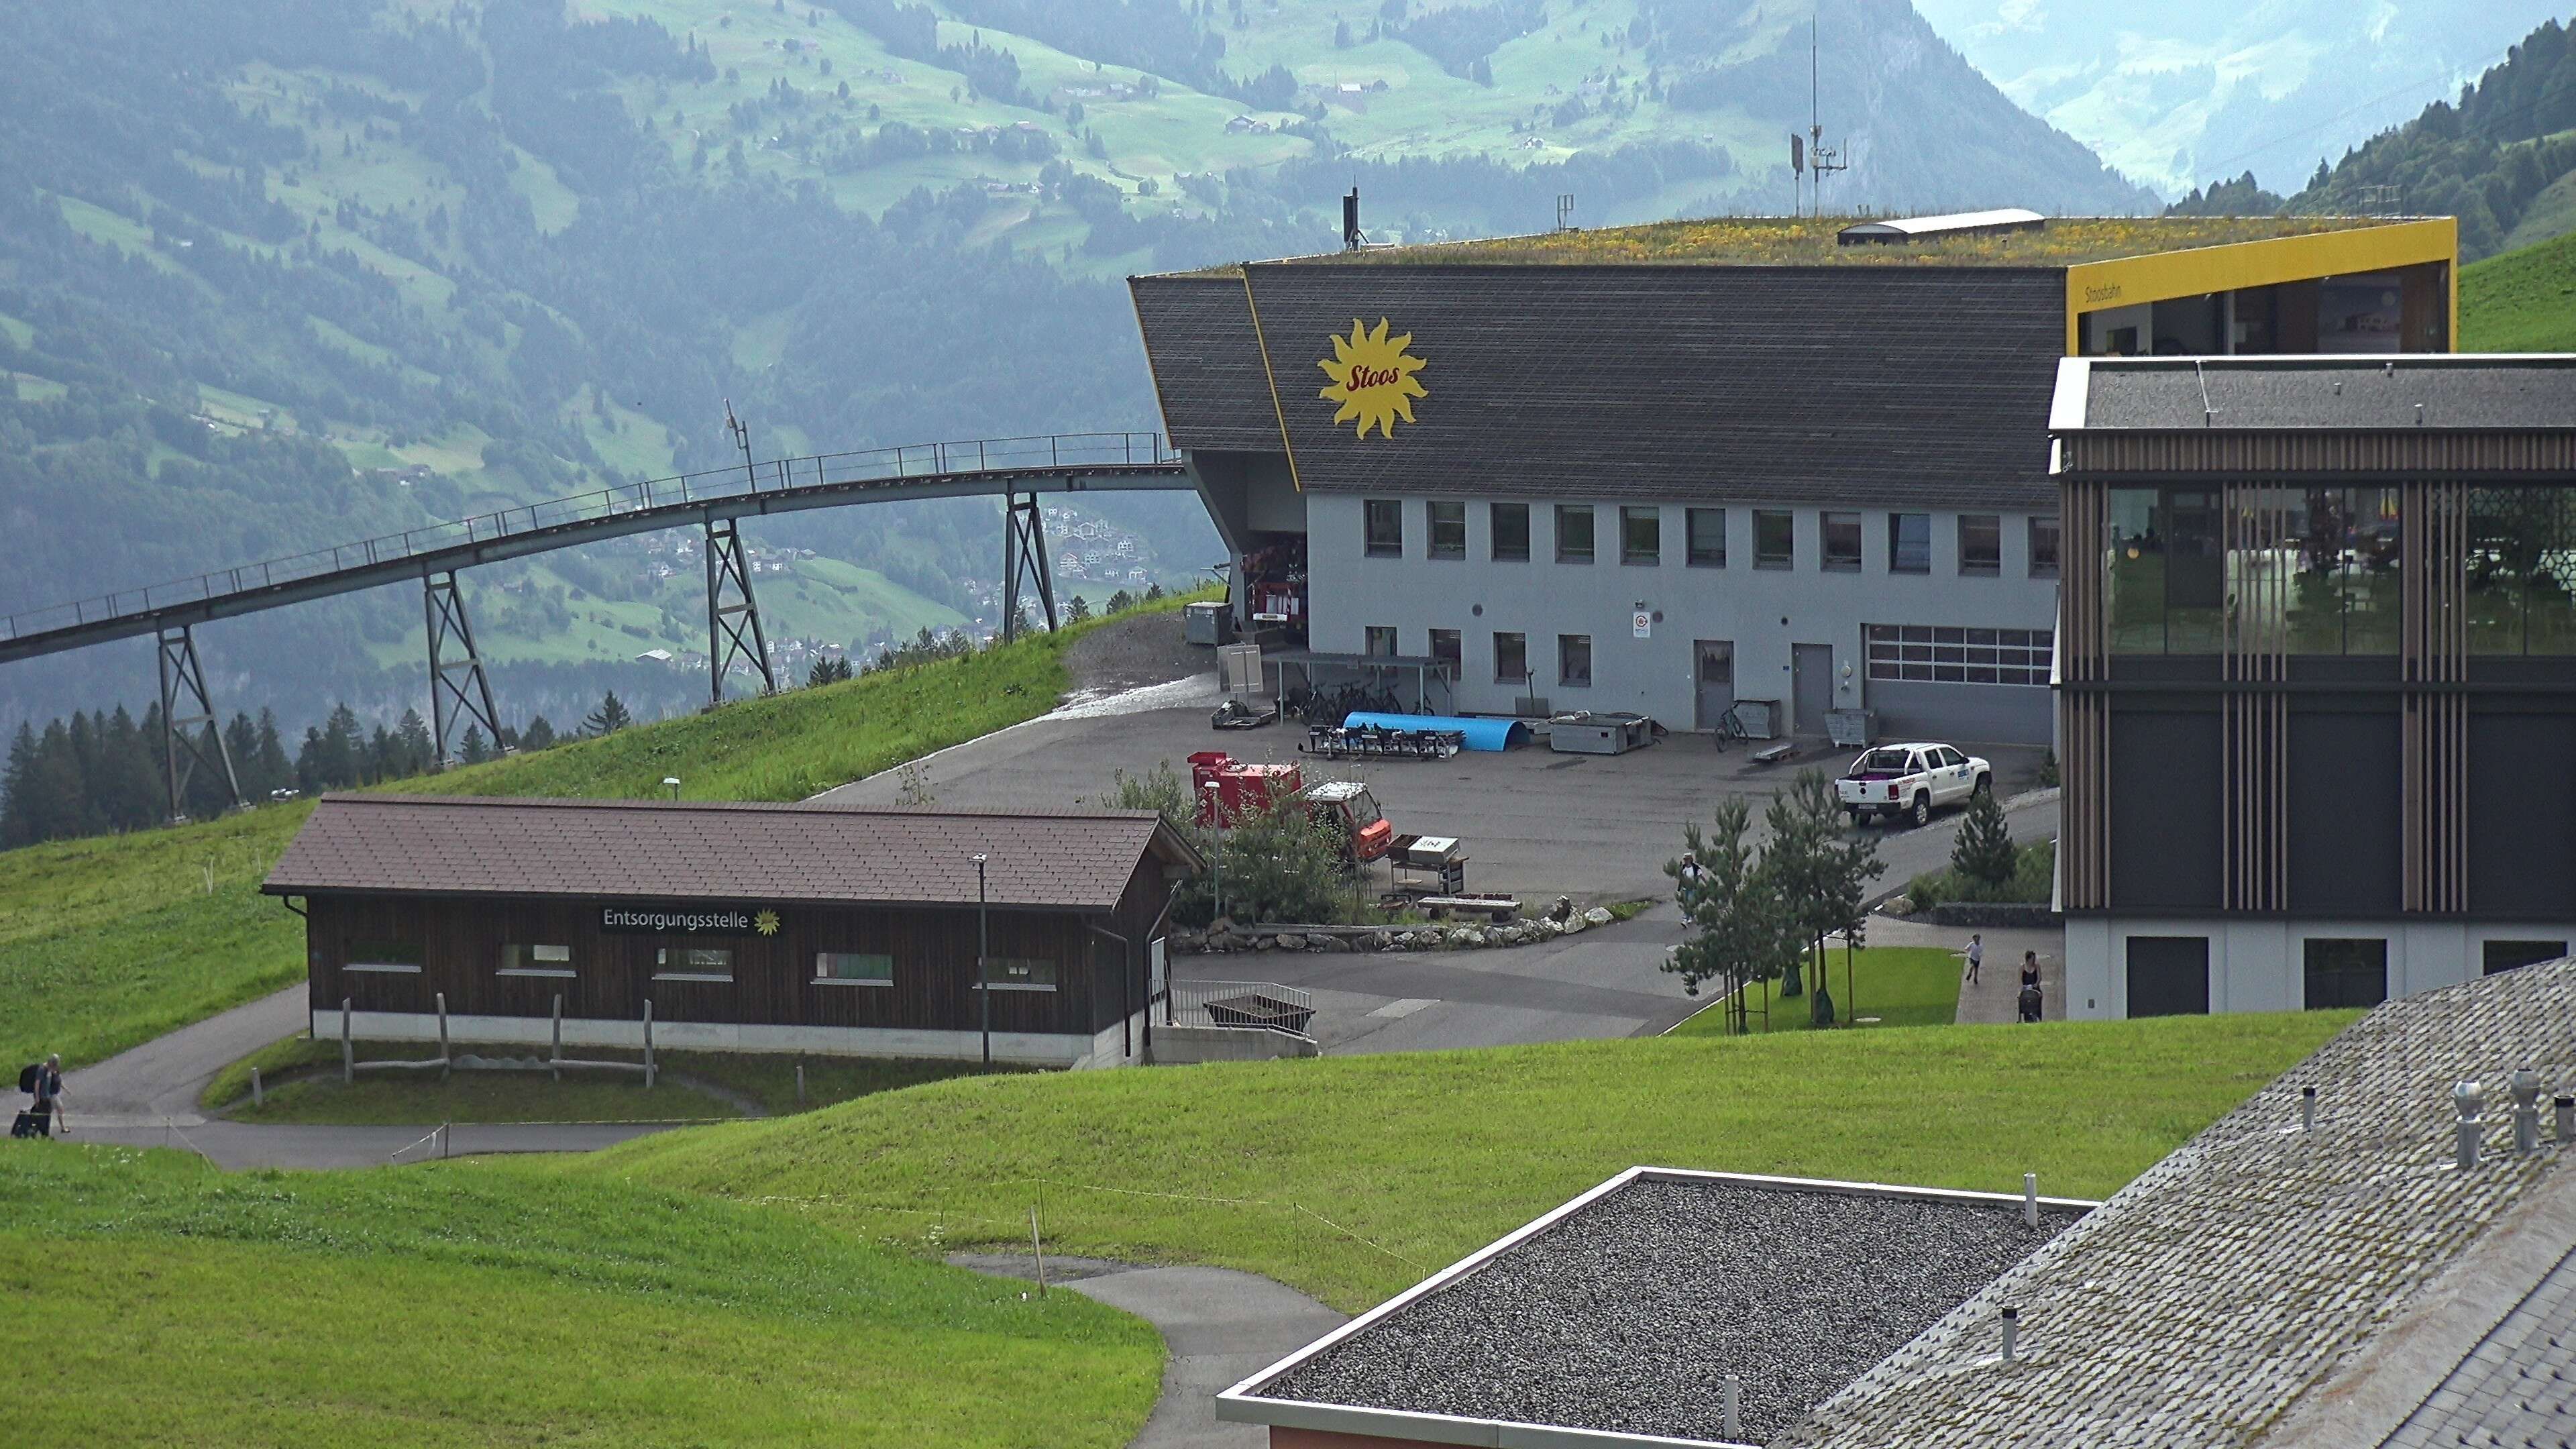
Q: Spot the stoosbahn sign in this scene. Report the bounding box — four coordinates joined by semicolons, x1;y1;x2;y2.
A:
598;904;782;936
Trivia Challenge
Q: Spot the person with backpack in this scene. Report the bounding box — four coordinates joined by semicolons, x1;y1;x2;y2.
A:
15;1055;65;1138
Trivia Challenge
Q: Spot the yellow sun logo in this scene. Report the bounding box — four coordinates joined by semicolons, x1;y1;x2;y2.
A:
1316;317;1427;439
753;910;780;937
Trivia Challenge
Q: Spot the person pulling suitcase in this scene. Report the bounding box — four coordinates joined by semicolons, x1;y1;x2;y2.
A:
13;1055;66;1138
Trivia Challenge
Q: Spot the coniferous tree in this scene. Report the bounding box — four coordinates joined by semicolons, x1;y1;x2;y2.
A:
521;715;558;751
252;709;293;797
460;725;491;763
1;722;39;848
396;709;435;773
584;691;634;735
1952;784;2017;890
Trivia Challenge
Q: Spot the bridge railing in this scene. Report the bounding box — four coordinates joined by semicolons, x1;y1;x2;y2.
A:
0;432;1178;645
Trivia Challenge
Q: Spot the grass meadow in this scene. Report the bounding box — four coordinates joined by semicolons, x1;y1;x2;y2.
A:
2463;227;2576;352
582;1010;2355;1311
1666;945;1966;1036
0;1144;1161;1446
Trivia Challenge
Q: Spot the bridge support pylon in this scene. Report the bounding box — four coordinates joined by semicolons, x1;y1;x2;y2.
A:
705;517;774;705
424;570;504;767
1000;490;1057;644
155;624;241;822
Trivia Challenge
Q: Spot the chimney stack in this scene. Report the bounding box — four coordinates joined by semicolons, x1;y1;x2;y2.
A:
2510;1071;2542;1155
2453;1081;2485;1171
1999;1306;2019;1363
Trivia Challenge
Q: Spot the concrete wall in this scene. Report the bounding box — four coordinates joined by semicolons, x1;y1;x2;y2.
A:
1304;493;2061;744
1148;1024;1322;1065
2063;917;2576;1018
310;1007;1153;1069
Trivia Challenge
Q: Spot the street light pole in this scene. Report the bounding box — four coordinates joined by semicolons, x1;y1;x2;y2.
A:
971;852;991;1069
662;775;681;801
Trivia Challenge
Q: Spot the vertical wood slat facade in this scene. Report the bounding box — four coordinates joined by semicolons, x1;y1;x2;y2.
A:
2057;479;2110;910
2400;481;2470;914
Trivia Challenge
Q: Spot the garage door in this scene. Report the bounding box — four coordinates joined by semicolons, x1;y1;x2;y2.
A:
2126;936;2210;1017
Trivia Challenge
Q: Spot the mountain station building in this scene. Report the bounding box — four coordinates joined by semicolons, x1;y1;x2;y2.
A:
1132;213;2456;745
260;795;1200;1067
2050;354;2576;1018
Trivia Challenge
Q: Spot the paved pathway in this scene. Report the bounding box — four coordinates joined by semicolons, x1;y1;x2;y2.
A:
1859;916;2068;1024
954;1254;1344;1448
54;985;684;1169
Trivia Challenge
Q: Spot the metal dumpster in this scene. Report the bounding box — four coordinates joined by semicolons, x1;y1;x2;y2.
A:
1185;601;1232;645
1549;711;1656;755
1826;708;1878;748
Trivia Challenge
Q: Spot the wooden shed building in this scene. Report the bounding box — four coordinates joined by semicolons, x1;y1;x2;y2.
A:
261;795;1201;1068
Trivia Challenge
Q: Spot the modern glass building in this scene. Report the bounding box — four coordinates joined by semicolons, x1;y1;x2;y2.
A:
1131;213;2457;744
2051;355;2576;1016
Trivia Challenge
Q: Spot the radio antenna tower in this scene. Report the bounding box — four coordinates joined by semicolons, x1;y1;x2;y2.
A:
1791;13;1847;219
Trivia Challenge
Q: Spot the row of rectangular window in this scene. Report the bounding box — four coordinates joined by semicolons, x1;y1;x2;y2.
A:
343;945;1057;990
1368;625;2057;689
1365;500;2057;577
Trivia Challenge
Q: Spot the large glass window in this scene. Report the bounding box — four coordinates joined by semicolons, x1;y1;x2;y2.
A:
2107;487;2406;655
1558;633;1592;688
1428;501;1466;559
2483;940;2569;975
815;952;894;985
1364;499;1403;557
1686;508;1725;567
2302;938;2387;1010
1866;625;2053;686
2029;516;2061;578
1363;625;1398;657
1621;506;1661;565
1556;504;1595;564
1822;513;1862;572
2468;489;2576;655
1427;628;1461;675
1888;514;1929;574
1959;515;2002;576
347;941;423;973
1493;631;1528;684
499;943;574;978
1754;511;1794;568
1490;502;1530;562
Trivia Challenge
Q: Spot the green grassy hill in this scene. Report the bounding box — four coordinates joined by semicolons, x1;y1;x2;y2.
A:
2462;226;2576;352
583;1009;2353;1310
0;1145;1159;1446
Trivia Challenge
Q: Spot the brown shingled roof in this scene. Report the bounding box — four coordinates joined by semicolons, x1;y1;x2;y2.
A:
262;795;1199;912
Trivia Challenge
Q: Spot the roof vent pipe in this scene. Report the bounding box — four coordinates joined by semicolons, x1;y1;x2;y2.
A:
1999;1306;2019;1363
2300;1085;2316;1132
2555;1094;2574;1142
2022;1173;2039;1228
2415;402;2426;427
2454;1081;2485;1171
1723;1375;1741;1440
2510;1071;2542;1155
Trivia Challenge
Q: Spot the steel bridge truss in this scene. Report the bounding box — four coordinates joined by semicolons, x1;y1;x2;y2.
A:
423;570;505;767
156;625;241;822
1000;490;1059;644
704;517;775;704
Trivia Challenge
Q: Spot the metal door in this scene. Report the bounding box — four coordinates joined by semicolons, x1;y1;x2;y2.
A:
1693;641;1735;730
1792;643;1833;735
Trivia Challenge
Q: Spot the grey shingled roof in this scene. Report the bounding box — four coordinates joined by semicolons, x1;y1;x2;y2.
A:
261;794;1193;912
2069;357;2576;431
1776;958;2576;1449
2376;1242;2576;1449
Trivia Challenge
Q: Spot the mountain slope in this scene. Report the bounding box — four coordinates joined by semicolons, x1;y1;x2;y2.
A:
1916;0;2569;200
2462;227;2576;351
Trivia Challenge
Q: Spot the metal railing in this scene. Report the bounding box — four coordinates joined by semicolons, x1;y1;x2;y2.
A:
1164;979;1317;1038
1;431;1179;645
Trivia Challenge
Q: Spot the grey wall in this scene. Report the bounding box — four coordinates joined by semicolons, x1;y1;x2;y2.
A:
1305;493;2060;744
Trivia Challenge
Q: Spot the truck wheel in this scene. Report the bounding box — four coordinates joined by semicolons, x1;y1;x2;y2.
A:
1909;792;1932;828
1972;773;1992;796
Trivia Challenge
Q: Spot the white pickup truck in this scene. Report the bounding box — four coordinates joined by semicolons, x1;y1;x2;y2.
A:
1837;743;1991;828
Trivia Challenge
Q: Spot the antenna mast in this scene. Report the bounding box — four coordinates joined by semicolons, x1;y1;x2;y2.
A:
1798;13;1847;218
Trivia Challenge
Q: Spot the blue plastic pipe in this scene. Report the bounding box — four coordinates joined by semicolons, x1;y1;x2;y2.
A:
1336;712;1532;751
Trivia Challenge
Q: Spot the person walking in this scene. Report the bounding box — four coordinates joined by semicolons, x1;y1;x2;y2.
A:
1962;934;1984;986
25;1055;65;1138
2018;951;2043;1024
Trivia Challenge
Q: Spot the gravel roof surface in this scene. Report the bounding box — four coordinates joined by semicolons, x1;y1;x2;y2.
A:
1264;1175;2081;1443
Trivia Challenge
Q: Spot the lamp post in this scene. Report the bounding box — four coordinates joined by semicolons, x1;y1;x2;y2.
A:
1201;780;1223;922
662;776;681;801
971;852;991;1070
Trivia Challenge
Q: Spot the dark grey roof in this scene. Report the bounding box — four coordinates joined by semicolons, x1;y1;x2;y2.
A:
262;795;1197;911
2061;357;2576;431
1227;1169;2089;1445
1780;957;2576;1449
1133;264;2067;511
2376;1240;2576;1449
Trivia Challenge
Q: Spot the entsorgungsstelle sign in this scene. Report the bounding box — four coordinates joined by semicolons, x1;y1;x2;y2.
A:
598;904;780;936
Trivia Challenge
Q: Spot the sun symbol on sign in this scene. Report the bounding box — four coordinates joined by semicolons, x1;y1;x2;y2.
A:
1316;317;1427;440
753;910;780;937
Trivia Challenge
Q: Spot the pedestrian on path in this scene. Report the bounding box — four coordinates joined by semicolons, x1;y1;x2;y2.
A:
15;1055;66;1138
2019;951;2043;1024
1962;934;1984;986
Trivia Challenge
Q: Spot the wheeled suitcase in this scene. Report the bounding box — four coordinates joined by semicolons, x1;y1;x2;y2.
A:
9;1110;38;1138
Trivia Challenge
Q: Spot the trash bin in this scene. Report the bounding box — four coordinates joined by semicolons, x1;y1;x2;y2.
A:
1826;708;1878;748
1729;700;1779;740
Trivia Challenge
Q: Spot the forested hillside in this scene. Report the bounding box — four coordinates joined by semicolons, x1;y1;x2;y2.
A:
2166;14;2576;262
0;0;2149;747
